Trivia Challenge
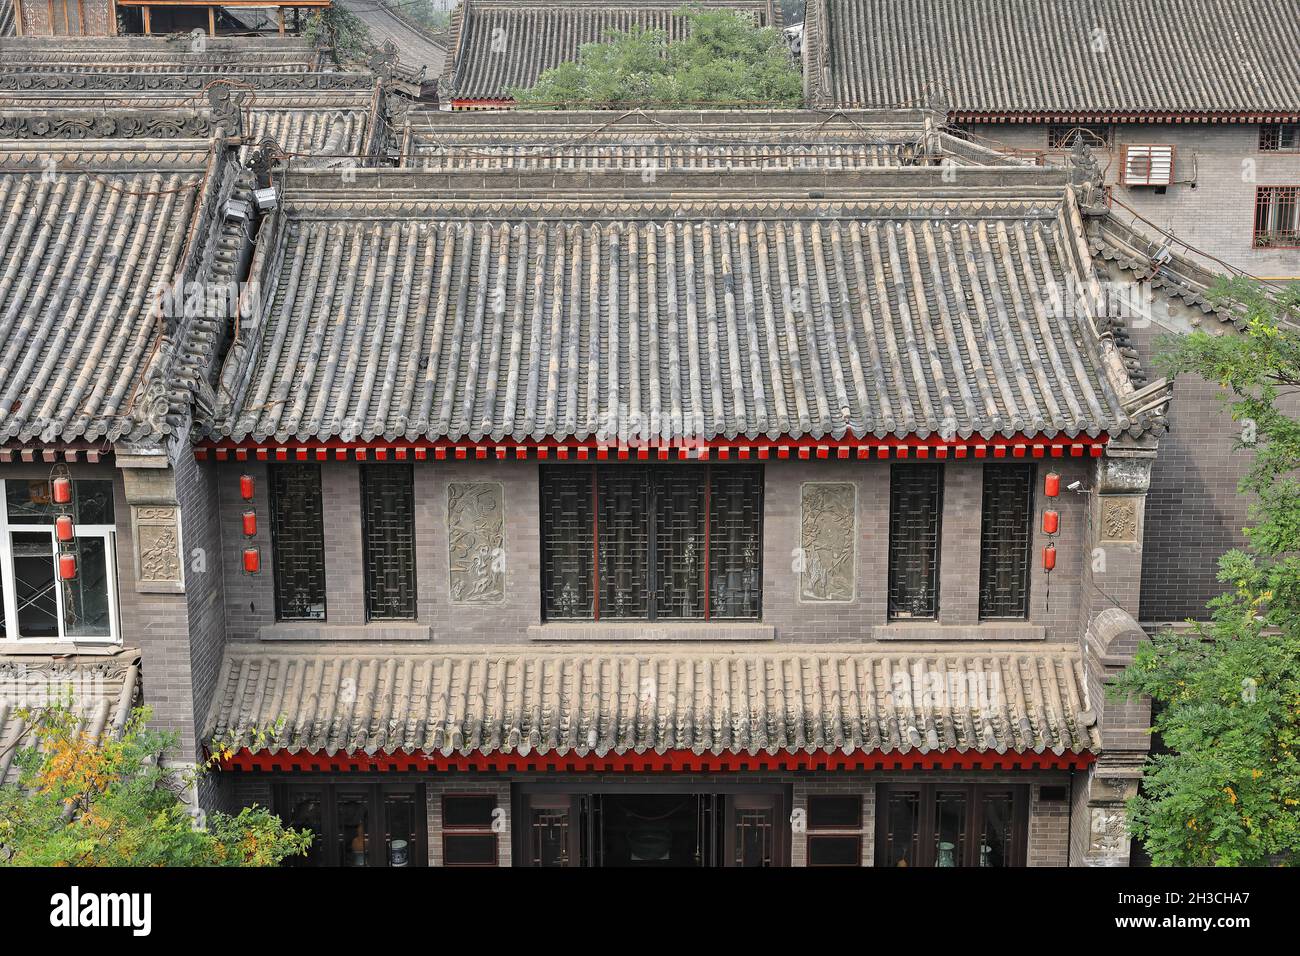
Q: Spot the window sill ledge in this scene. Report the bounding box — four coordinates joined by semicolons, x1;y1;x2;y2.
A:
0;641;123;656
528;622;775;643
258;623;432;642
875;623;1045;642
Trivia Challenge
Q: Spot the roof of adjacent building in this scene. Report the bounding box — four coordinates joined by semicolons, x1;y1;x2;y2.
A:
337;0;448;80
400;107;1026;170
205;166;1164;447
0;34;322;74
802;0;1300;121
441;0;781;102
202;643;1101;759
0;141;242;446
0;91;382;167
0;650;141;782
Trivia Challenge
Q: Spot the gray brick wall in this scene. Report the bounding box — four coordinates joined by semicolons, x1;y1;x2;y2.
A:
971;122;1300;279
216;457;1094;645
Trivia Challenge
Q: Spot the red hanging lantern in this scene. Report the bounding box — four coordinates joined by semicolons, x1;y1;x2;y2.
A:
239;474;255;501
242;511;257;537
1043;544;1057;572
243;547;261;574
58;553;77;580
1044;472;1060;498
1042;510;1059;536
55;515;75;542
52;476;72;504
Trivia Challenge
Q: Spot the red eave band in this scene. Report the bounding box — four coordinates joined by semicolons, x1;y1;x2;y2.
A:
215;747;1096;773
195;433;1108;463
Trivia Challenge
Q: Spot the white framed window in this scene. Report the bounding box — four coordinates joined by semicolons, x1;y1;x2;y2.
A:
0;478;120;644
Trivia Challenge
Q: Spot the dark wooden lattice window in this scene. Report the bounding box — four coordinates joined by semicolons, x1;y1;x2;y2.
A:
600;470;651;619
887;465;942;619
876;784;1028;867
269;464;327;621
540;465;762;622
540;469;595;620
654;470;706;619
360;464;416;621
1259;123;1300;152
709;469;763;619
979;465;1034;620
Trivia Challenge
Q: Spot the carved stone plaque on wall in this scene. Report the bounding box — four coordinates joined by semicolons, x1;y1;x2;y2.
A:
1099;496;1140;544
132;505;184;593
1088;806;1129;865
799;482;856;602
447;482;505;604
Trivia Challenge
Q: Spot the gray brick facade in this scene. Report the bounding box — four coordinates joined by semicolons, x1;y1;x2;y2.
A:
968;122;1300;280
212;457;1093;646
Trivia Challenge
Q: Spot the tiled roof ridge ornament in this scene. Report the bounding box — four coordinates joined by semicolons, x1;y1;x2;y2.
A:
368;40;400;83
245;137;284;190
206;81;253;140
1068;138;1108;216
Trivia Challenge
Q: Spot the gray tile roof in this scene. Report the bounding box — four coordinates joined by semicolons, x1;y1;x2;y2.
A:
0;34;321;74
1088;213;1245;325
202;643;1100;758
0;650;140;782
0;142;236;445
0;89;386;169
208;176;1160;446
803;0;1300;120
442;0;780;101
338;0;448;79
401;107;1023;170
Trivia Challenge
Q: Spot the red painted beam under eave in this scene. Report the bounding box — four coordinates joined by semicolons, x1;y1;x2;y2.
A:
195;434;1109;463
213;748;1096;774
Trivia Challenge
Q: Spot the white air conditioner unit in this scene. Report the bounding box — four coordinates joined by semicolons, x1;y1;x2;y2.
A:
1120;144;1175;187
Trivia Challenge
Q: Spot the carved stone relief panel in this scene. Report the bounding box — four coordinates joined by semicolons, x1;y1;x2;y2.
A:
799;481;856;602
132;505;184;593
1099;496;1141;544
1087;806;1130;865
447;481;505;605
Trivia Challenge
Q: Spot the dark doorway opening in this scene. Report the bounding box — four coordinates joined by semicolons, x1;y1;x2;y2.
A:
515;786;787;867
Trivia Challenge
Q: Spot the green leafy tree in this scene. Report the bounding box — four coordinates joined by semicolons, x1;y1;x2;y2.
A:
1114;277;1300;866
306;6;372;64
510;7;802;108
397;0;450;32
0;705;311;867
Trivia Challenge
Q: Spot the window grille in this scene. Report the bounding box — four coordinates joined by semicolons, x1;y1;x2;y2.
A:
887;465;942;619
979;465;1034;619
1259;123;1300;152
1254;186;1300;247
360;465;416;621
270;464;327;621
540;466;762;622
1047;124;1113;149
